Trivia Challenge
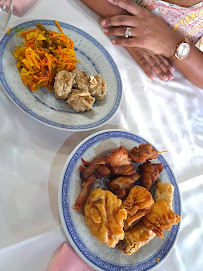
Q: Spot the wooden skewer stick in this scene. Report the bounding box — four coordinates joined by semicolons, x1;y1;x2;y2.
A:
158;150;168;154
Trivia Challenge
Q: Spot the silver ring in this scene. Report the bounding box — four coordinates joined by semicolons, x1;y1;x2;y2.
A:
125;27;131;38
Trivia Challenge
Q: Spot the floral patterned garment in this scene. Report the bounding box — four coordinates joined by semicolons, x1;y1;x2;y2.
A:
132;0;203;44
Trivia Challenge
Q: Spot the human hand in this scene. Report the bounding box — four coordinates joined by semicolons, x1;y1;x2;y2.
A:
101;0;183;58
126;47;175;81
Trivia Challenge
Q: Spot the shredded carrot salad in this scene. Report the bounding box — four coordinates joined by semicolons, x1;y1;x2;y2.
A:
13;21;78;91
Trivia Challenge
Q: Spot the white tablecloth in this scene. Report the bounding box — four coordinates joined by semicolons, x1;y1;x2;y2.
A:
0;0;203;270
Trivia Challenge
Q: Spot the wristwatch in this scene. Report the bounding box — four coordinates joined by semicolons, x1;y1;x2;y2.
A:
174;38;190;60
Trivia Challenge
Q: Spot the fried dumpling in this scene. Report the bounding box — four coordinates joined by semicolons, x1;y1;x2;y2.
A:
72;69;89;91
54;70;75;100
142;200;181;238
155;182;174;209
122;186;154;226
118;221;155;255
84;188;127;248
89;74;106;100
66;91;95;112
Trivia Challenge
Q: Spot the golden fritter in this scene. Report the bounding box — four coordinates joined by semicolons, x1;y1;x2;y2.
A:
84;188;127;248
118;221;155;255
122;186;154;226
139;161;163;191
142;200;181;238
109;172;140;199
105;146;131;167
129;143;159;162
155;182;174;209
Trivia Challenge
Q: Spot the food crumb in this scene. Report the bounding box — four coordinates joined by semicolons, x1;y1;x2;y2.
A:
7;27;11;34
156;257;160;262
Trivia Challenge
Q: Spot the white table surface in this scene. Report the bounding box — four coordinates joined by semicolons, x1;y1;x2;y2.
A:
0;0;203;270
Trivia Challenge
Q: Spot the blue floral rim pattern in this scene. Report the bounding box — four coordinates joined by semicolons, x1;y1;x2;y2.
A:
60;130;181;271
0;20;122;130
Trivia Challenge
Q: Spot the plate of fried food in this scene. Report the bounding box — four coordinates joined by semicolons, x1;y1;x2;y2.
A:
59;130;181;271
0;20;122;130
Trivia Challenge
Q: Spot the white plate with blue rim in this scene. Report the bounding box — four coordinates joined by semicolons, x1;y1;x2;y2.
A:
0;20;122;130
58;129;181;271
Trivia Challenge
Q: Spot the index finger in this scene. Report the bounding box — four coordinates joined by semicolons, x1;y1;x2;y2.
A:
108;0;142;16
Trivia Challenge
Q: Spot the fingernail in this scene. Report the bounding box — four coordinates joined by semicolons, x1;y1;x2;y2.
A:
101;20;106;26
108;0;114;2
170;66;175;72
112;39;116;44
103;28;108;33
163;75;168;81
169;74;174;80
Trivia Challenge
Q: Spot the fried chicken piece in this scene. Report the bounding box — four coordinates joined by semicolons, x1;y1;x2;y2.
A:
81;158;90;166
118;221;155;255
110;164;135;176
109;172;140;199
142;200;181;238
80;156;107;181
105;146;131;167
155;183;174;209
122;186;154;226
129;143;159;163
139;161;163;191
94;166;110;180
84;188;127;248
73;175;95;210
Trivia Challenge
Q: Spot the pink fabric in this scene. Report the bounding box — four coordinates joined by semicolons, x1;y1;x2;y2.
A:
48;242;95;271
13;0;36;14
143;0;203;44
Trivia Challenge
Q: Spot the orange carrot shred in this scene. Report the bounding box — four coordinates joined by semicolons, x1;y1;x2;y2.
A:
7;27;11;34
55;21;63;34
20;29;37;36
13;22;78;92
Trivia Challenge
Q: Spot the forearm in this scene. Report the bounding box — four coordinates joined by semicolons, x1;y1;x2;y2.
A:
169;44;203;88
81;0;203;87
80;0;128;17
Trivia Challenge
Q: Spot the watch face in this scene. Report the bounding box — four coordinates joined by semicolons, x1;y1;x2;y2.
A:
177;43;190;58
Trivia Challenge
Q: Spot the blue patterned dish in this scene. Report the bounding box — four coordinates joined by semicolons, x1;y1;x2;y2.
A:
0;20;122;130
59;130;181;271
